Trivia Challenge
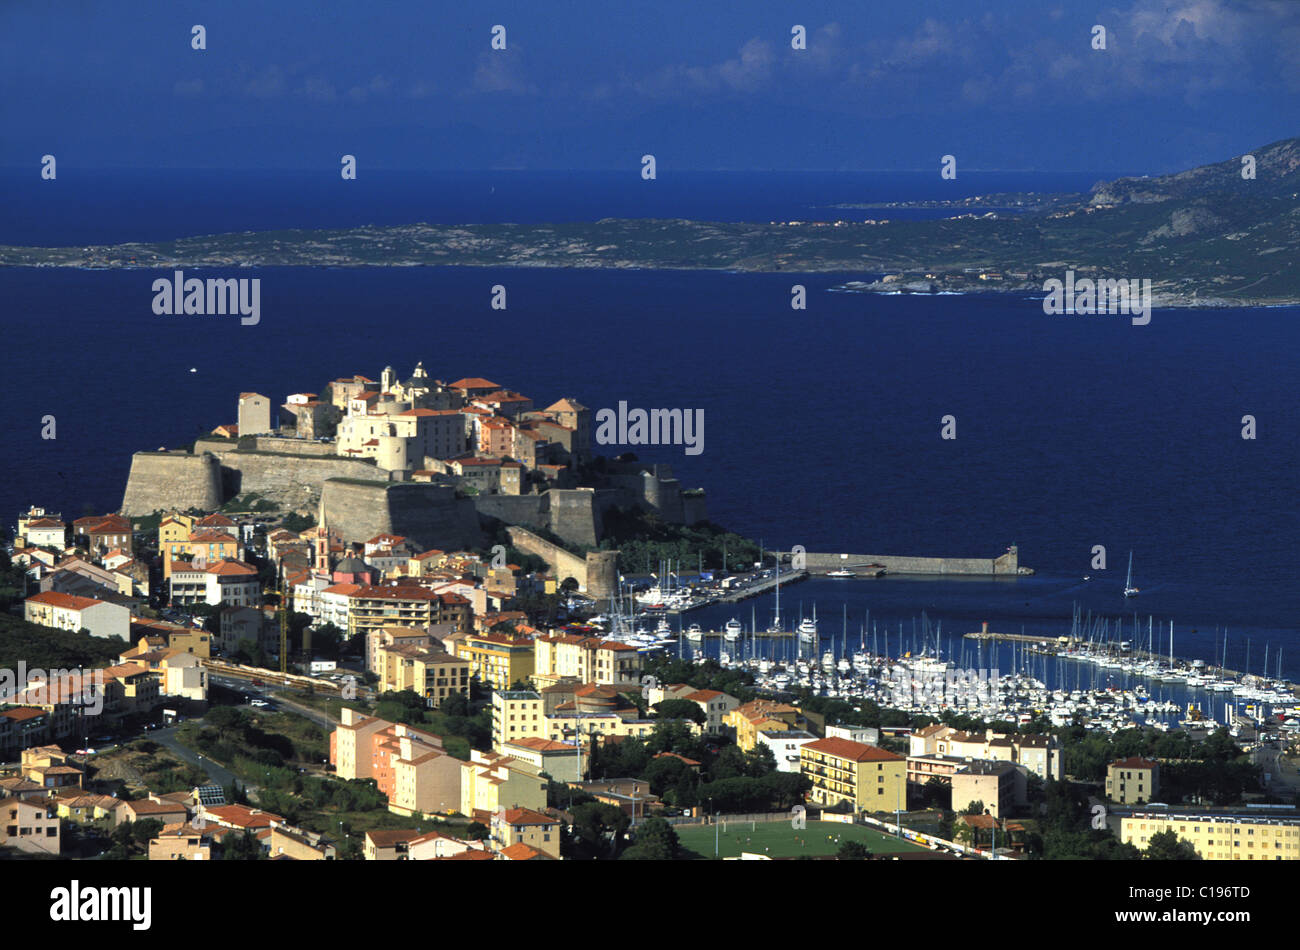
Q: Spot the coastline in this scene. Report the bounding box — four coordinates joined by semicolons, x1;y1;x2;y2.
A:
2;258;1293;310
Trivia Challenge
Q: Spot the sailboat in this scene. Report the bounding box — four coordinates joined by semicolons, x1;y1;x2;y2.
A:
1123;551;1140;598
766;561;784;634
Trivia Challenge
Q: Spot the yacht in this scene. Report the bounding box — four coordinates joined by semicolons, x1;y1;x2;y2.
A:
798;605;819;642
723;618;742;641
686;624;704;641
827;569;856;578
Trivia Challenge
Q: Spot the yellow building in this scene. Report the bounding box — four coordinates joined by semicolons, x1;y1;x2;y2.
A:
533;633;643;688
268;824;336;860
157;514;195;548
455;632;535;691
491;807;561;859
1106;757;1160;805
162;530;244;579
545;712;657;744
726;699;801;751
800;736;907;814
345;585;471;638
149;823;212;860
493;690;546;747
375;644;471;708
460;749;547;820
1121;812;1300;860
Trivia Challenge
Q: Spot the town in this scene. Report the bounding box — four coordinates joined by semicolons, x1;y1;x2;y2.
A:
1;364;1296;862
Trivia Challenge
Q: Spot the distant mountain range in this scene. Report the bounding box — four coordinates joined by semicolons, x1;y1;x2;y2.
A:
3;138;1299;306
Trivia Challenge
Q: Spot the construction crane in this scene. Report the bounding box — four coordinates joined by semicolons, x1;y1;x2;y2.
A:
270;559;311;674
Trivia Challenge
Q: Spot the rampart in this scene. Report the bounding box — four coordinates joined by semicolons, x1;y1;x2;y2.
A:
504;527;620;599
322;480;483;552
120;452;222;516
506;526;589;589
119;445;385;516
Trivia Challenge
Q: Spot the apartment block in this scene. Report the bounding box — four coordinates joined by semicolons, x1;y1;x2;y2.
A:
460;749;547;820
375;644;470;708
1106;757;1160;805
1122;811;1300;860
799;736;907;814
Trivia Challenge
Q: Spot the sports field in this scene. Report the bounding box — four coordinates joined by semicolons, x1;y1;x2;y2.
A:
676;819;930;859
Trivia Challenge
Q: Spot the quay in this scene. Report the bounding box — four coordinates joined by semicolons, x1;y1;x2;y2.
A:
963;628;1300;699
716;570;808;603
658;569;810;613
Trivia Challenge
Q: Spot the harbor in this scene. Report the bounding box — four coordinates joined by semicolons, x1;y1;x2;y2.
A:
572;574;1300;738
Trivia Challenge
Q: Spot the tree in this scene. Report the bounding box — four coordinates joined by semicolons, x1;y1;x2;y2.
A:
837;840;871;860
962;800;986;816
570;802;630;860
222;828;265;860
1144;829;1200;861
465;821;489;841
653;699;706;726
620;816;679;860
131;818;165;847
643;754;692;798
954;821;976;848
743;743;777;778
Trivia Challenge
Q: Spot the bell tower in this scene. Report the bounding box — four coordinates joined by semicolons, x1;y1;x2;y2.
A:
315;506;331;575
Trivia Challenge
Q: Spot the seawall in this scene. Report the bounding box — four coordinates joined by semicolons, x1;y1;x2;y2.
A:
802;547;1021;576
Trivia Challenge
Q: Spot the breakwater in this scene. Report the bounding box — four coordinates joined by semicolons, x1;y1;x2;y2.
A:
801;546;1024;576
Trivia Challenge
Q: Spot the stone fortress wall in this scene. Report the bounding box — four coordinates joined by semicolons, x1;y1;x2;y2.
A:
119;440;704;556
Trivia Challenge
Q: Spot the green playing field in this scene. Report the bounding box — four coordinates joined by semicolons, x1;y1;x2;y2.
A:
675;820;930;859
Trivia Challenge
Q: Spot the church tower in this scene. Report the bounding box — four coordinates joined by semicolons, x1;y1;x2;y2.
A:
315;504;331;575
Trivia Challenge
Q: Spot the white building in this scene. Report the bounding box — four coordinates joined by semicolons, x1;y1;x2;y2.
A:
826;724;880;746
23;591;130;641
169;560;260;608
758;729;819;773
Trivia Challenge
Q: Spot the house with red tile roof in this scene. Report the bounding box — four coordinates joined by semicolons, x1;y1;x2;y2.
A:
490;807;561;858
23;590;130;640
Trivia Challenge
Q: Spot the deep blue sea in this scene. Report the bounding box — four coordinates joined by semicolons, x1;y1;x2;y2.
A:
2;169;1297;679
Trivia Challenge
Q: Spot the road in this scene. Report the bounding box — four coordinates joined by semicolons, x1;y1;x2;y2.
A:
152;724;240;790
209;674;341;730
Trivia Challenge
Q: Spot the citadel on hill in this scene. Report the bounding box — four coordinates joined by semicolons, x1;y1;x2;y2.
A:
119;364;706;591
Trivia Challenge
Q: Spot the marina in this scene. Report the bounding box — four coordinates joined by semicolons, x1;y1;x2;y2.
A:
573;581;1300;738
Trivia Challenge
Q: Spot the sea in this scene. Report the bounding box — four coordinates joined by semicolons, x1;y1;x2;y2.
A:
2;168;1297;683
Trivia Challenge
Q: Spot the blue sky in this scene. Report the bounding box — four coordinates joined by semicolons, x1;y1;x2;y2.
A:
2;0;1298;172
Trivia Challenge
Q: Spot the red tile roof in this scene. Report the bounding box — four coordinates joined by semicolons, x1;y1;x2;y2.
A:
802;737;903;762
25;590;104;611
1111;757;1159;770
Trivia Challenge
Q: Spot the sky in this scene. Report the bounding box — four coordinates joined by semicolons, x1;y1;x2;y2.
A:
2;0;1299;173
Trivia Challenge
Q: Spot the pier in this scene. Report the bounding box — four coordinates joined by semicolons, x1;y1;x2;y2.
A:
715;570;808;603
